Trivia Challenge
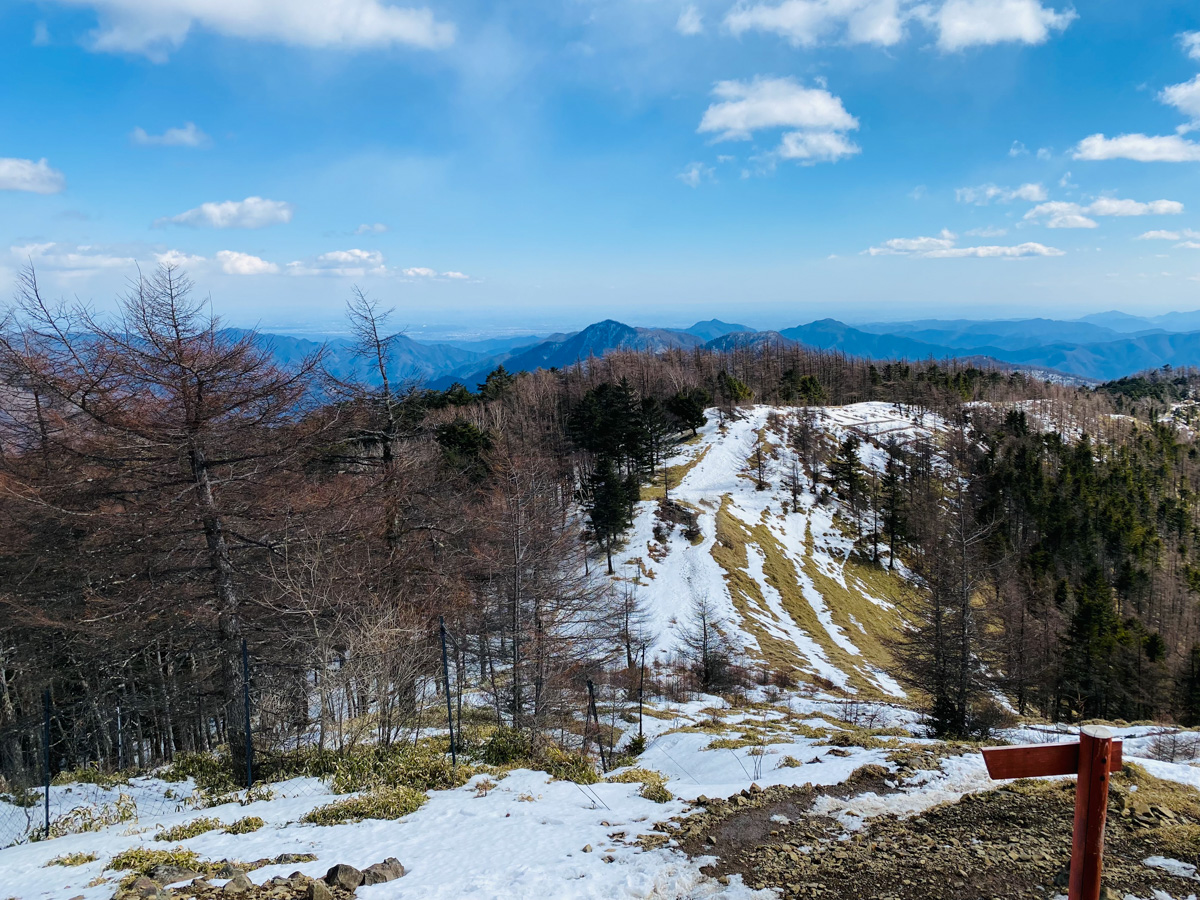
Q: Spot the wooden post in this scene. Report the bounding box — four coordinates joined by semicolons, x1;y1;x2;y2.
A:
981;728;1123;900
1070;725;1114;900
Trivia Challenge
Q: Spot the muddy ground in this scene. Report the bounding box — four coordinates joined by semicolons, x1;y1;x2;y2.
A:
671;764;1200;900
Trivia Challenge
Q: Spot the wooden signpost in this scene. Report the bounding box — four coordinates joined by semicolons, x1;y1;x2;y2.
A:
981;725;1124;900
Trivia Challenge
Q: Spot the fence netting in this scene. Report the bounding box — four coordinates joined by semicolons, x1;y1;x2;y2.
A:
0;629;661;848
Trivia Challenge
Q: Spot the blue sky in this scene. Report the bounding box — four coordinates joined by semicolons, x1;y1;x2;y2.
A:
3;0;1200;336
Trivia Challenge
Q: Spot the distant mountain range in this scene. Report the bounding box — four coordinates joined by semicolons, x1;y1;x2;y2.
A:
253;312;1200;388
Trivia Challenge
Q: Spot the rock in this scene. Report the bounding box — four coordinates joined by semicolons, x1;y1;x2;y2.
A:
149;863;201;885
288;872;312;889
324;863;364;889
307;882;333;900
582;844;593;853
128;878;162;899
362;858;405;885
216;862;246;879
222;873;254;894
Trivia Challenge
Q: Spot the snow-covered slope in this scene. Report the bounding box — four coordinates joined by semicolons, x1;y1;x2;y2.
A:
618;403;944;699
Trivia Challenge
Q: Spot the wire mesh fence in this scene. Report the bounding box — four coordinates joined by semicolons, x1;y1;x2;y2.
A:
0;629;677;849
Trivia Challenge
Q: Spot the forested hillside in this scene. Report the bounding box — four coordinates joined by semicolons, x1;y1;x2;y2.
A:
2;265;1200;798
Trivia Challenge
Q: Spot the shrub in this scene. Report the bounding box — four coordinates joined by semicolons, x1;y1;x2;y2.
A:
162;752;238;796
108;847;205;876
154;817;222;842
607;767;672;803
301;785;427;826
480;728;530;767
224;816;265;835
46;852;98;867
329;740;474;794
51;765;129;790
47;793;137;838
538;746;599;785
625;734;647;756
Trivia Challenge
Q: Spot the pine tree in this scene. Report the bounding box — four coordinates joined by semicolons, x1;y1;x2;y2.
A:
666;388;709;436
587;455;634;574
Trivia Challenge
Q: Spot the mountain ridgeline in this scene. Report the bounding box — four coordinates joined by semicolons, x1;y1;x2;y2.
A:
5;268;1200;801
258;314;1200;389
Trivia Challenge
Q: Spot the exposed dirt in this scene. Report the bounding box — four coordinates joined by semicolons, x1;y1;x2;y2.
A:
673;764;1200;900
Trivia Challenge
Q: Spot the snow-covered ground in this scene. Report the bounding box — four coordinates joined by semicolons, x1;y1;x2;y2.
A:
5;691;1200;900
7;404;1200;899
622;404;931;696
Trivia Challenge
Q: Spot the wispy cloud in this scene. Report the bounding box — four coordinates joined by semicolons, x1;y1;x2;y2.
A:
678;161;715;187
867;228;1064;258
676;5;704;35
1024;197;1184;228
43;0;455;60
955;182;1046;205
156;196;294;228
131;122;210;147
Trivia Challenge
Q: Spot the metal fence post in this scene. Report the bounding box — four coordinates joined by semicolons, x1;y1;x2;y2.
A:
242;639;253;792
587;679;607;772
638;646;646;740
43;689;51;840
439;617;457;766
116;705;124;772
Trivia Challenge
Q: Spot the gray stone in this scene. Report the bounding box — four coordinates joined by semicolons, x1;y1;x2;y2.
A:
222;873;254;894
149;863;201;885
323;863;364;889
361;858;405;885
307;881;333;900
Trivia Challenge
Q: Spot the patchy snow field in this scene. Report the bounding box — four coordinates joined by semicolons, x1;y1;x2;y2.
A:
6;404;1200;899
4;692;1200;900
623;404;933;695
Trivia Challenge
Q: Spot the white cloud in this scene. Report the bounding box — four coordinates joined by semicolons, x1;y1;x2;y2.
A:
216;250;278;275
699;76;857;140
966;225;1008;237
1024;198;1182;228
287;248;387;277
1161;75;1200;126
402;267;439;277
1138;230;1180;241
677;5;704;35
1182;31;1200;61
33;21;51;45
678;161;715;186
0;157;66;193
443;271;469;279
724;0;906;48
697;76;859;165
955;182;1046;204
1073;133;1200;162
354;222;388;235
131;122;209;147
1036;146;1052;160
155;249;206;267
1008;140;1028;157
1177;241;1200;250
935;0;1076;51
1087;197;1183;216
777;129;860;162
44;0;455;59
157;196;294;228
1025;197;1184;228
867;228;1064;257
11;241;134;271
